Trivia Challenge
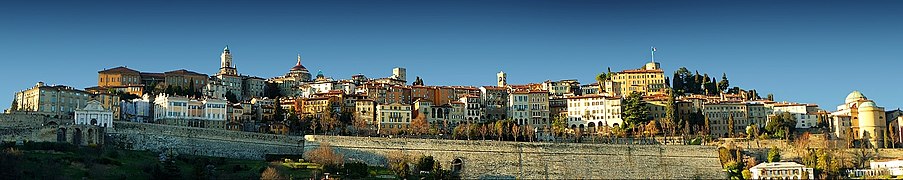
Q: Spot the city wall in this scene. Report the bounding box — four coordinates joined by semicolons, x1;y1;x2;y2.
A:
2;115;727;179
305;135;726;179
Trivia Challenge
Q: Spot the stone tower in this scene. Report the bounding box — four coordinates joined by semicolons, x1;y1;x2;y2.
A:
219;46;237;76
392;67;406;82
497;71;507;87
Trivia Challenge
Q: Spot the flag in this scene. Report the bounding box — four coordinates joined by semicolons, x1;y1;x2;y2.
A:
652;47;657;52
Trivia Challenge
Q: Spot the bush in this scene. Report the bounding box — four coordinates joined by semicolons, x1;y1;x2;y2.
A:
344;162;369;178
742;169;752;180
416;156;436;172
767;147;781;163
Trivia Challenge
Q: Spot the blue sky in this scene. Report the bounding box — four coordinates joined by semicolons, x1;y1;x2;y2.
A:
1;0;901;111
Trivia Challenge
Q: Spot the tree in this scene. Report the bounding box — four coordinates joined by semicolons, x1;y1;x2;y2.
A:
225;91;238;104
412;76;424;86
765;112;796;139
260;167;284;180
766;93;774;101
9;99;18;112
387;151;411;178
411;115;429;136
596;72;609;93
525;124;535;142
767;147;781;162
352;114;369;136
621;92;650;134
664;89;678;136
416;156;436;172
728;115;735;137
718;73;730;93
645;120;660;137
304;143;343;168
511;124;521;142
479;124;488;140
495;121;506;141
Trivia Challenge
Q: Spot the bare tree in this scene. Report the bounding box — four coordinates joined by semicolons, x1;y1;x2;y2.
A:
511;124;521;142
260;167;284;180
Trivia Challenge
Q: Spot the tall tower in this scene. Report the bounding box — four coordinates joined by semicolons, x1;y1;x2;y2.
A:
497;71;507;87
392;67;406;82
219;46;237;76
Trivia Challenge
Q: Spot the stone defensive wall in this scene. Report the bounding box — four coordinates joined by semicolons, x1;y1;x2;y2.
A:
304;135;726;179
107;122;305;160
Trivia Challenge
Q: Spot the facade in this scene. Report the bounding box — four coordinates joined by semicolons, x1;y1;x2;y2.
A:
74;100;114;128
749;162;815;179
97;66;145;95
97;66;208;96
704;102;771;138
11;82;91;119
480;86;509;121
121;97;151;123
830;91;887;148
542;79;580;97
376;103;413;133
565;94;622;129
355;99;376;129
607;62;666;96
460;95;483;123
508;90;551;128
771;103;820;129
268;54;313;97
153;94;228;129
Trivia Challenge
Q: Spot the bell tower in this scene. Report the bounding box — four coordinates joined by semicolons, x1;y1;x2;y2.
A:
219;45;237;76
497;71;507;87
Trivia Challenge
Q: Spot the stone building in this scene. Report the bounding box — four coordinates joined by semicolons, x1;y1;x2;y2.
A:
704;101;770;138
206;46;268;101
11;82;91;119
480;86;509;121
96;66;208;96
508;90;550;128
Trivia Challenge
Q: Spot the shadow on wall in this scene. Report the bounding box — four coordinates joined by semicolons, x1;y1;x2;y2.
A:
331;147;389;167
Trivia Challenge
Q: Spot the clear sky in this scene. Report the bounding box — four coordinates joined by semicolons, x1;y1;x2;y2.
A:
1;0;901;111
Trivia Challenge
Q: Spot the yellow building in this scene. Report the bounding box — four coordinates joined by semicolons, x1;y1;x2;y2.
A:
376;103;413;134
608;62;666;96
831;91;887;147
11;82;91;119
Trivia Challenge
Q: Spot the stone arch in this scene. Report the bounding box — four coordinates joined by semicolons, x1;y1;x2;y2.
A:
570;124;577;129
451;158;464;172
588;122;596;132
46;121;58;126
612;123;619;128
56;128;67;142
87;128;96;144
73;128;83;145
90;118;97;125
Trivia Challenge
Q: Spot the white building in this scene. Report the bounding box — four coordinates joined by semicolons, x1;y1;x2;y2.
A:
460;95;483;123
153;94;227;121
771;103;820;128
565;94;622;129
75;100;114;128
749;162;815;179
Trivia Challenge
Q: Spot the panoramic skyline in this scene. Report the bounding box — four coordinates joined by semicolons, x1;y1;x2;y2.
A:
2;0;902;110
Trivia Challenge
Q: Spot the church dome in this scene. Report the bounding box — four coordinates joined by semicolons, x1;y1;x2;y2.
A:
860;101;877;108
290;54;308;71
846;91;867;104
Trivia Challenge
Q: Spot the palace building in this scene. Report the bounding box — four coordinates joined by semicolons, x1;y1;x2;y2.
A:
831;91;887;148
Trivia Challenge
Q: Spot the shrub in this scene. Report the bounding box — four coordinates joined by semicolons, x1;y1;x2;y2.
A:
344;162;369;178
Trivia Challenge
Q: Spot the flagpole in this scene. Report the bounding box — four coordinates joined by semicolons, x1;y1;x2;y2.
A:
651;46;655;63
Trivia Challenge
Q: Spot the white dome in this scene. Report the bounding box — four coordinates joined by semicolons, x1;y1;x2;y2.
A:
846;91;867;104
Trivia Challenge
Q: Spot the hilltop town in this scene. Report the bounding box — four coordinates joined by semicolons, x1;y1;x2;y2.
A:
4;46;903;179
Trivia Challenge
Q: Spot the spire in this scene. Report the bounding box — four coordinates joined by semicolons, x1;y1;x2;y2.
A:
224;45;229;51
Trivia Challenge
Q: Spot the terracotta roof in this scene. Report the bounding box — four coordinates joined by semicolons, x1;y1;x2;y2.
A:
165;69;207;76
99;66;140;74
618;69;664;73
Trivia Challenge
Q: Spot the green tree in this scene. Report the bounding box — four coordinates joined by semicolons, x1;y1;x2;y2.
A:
621;92;650;133
416;156;436;172
718;73;730;93
225;91;238;104
767;147;781;162
664;89;678;136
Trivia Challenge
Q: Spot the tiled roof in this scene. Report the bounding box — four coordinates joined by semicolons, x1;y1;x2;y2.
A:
99;66;140;74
